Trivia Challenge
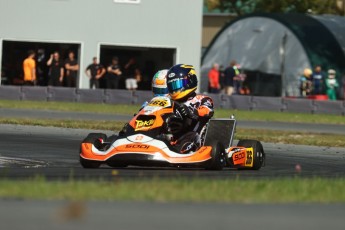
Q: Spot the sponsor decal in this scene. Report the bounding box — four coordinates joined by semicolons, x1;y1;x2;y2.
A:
167;77;182;83
168;73;175;78
234;152;245;161
135;135;144;141
135;119;155;131
125;144;150;149
245;148;254;167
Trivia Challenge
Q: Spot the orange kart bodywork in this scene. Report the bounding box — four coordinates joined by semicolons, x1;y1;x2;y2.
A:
227;147;255;168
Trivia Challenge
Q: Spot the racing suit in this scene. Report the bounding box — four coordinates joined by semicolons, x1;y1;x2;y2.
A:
168;92;214;153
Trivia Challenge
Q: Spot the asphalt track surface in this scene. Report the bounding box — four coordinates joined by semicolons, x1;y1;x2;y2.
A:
0;124;344;179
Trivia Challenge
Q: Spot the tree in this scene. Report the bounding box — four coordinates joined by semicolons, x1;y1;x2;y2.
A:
205;0;345;16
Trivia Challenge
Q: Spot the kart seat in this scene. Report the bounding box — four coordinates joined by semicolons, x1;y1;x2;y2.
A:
203;118;236;148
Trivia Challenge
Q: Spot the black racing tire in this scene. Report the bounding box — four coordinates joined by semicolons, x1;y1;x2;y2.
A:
80;156;101;169
81;133;108;149
106;134;118;144
107;162;128;168
237;139;265;170
205;141;227;170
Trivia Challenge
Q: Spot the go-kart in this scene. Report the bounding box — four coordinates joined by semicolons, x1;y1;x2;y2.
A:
79;96;265;170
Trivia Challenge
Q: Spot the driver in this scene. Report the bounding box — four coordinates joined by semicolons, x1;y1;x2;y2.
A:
166;64;214;154
141;69;169;108
152;69;169;97
119;69;170;136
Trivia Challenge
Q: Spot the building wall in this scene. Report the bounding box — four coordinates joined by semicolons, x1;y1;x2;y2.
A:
0;0;203;88
202;15;234;48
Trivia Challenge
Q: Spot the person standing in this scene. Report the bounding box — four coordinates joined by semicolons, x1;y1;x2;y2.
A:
223;60;237;96
85;57;105;89
64;51;79;87
299;68;313;97
47;51;64;86
208;63;220;93
124;57;141;91
23;50;36;86
312;65;325;95
325;69;339;100
107;56;122;89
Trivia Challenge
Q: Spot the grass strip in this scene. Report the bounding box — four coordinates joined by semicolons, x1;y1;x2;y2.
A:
1;118;344;147
0;177;344;203
0;118;126;131
235;128;345;147
1;99;344;125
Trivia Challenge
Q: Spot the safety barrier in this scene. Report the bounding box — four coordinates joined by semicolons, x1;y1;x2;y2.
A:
0;86;344;115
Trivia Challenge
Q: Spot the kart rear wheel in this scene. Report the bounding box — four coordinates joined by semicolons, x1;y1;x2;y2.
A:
237;139;265;170
205;141;226;170
80;157;101;169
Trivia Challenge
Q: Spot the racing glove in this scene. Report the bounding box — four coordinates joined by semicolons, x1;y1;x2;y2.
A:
177;104;198;120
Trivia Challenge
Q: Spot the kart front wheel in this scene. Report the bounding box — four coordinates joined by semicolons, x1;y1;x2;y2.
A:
237;139;265;170
107;162;128;168
205;141;226;170
79;157;101;169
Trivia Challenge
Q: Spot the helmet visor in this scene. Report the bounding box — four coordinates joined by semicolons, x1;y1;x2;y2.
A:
167;78;188;93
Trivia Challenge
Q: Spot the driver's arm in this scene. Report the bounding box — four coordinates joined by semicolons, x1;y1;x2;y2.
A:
197;97;214;118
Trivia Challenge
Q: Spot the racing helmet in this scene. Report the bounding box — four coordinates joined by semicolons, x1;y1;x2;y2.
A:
152;69;169;96
166;64;198;100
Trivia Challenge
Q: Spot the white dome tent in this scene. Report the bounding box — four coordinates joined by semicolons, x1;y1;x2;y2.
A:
201;13;345;98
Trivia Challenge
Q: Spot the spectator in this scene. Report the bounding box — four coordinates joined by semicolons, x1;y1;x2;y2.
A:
312;65;325;95
64;51;79;87
325;69;339;100
85;57;106;89
22;50;36;86
107;56;122;89
36;48;47;86
208;63;220;93
47;51;64;86
124;57;141;91
233;64;242;94
223;60;238;95
300;68;312;97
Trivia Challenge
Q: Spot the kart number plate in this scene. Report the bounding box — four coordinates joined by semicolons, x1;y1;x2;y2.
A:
245;147;254;167
148;98;171;107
